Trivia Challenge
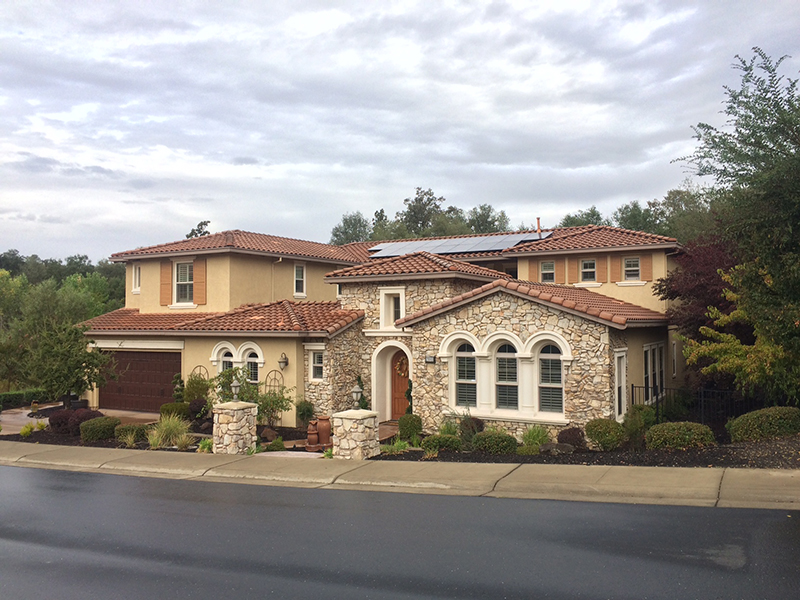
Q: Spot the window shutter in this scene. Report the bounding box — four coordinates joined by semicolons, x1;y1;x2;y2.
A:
555;258;565;284
566;258;578;284
193;258;207;305
610;255;621;282
640;254;653;281
160;261;172;306
596;255;607;282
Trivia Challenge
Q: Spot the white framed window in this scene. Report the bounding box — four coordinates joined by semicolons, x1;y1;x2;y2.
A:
624;257;640;281
379;287;405;329
580;259;596;282
246;351;259;383
455;343;477;407
495;343;518;410
540;261;555;283
643;342;665;401
222;351;234;372
538;344;563;413
311;351;324;380
132;264;141;293
672;341;677;378
175;262;194;304
294;263;306;298
614;350;627;421
336;284;343;297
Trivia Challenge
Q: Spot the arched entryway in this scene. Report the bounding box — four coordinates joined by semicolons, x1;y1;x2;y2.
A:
371;341;412;422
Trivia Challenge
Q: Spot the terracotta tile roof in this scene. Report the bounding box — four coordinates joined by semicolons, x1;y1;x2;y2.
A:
84;303;364;337
505;225;678;254
397;279;667;329
324;251;513;281
83;309;220;331
110;230;362;264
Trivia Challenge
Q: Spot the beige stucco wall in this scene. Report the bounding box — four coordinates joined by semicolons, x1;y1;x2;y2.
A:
623;326;670;390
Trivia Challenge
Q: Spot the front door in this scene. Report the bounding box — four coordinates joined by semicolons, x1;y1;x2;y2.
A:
390;351;410;420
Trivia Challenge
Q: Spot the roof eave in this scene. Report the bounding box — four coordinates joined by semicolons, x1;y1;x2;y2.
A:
324;272;503;284
506;242;680;257
110;247;360;265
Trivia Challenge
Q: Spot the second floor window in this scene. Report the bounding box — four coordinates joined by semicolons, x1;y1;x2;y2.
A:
624;257;640;280
581;259;596;282
176;262;193;303
132;264;141;292
540;261;555;283
294;264;305;296
312;351;324;379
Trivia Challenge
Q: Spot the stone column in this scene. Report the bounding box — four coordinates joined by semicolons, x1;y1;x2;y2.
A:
332;409;380;460
212;401;258;455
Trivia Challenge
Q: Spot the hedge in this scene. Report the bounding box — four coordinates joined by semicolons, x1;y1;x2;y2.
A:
726;406;800;442
645;421;716;450
80;417;122;443
0;389;48;410
420;434;462;453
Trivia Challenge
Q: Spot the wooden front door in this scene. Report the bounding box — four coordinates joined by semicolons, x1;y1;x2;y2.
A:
390;351;410;420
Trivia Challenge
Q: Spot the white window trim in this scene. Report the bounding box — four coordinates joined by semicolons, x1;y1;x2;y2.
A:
171;257;196;308
580;259;596;282
294;262;307;299
540;260;555;283
643;342;665;403
574;282;602;288
623;256;641;281
614;349;627;422
304;342;326;382
615;281;646;287
378;286;406;330
131;264;141;294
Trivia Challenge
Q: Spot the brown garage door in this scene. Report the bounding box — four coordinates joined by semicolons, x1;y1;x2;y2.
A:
99;351;182;411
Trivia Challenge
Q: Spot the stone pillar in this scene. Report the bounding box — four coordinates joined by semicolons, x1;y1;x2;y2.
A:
212;401;258;455
332;409;380;460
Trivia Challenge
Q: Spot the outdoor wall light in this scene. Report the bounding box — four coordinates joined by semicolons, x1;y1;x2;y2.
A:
231;379;241;402
278;353;289;370
351;383;363;409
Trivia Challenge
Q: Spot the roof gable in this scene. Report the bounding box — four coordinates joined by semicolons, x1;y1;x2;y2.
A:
324;251;514;282
505;225;678;255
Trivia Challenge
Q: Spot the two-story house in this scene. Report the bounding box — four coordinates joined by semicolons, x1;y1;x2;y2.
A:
84;225;682;435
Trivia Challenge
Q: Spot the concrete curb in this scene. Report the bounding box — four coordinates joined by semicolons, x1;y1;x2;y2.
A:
0;441;798;509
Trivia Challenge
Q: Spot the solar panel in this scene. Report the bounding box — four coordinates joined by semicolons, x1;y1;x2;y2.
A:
368;231;551;258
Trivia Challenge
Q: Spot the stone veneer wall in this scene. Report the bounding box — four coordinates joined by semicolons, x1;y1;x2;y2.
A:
304;325;368;417
410;290;615;435
332;409;380;459
212;401;257;454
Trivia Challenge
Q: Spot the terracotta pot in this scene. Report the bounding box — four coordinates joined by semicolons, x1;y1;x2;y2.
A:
307;422;319;446
317;416;332;446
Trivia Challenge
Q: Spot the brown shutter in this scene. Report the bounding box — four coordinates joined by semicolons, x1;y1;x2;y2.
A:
610;255;621;282
596;255;607;283
567;258;578;284
555;258;565;284
193;258;207;305
640;254;653;281
160;261;172;306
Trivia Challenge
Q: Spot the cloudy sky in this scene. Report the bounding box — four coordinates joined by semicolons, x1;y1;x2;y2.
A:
1;1;799;262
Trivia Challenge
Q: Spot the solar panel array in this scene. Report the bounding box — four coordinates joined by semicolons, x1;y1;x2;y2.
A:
369;232;552;258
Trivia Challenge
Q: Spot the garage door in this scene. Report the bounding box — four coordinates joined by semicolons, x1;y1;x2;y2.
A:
99;351;182;412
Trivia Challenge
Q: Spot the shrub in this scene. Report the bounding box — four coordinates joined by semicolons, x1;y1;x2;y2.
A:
295;399;315;429
517;444;540;456
256;386;295;427
439;420;458;436
80;417;122;443
0;389;48;410
585;419;625;451
68;409;104;436
184;372;212;403
629;404;657;429
557;427;587;450
19;423;34;437
522;425;550;449
458;416;485;448
117;429;139;449
623;408;647;451
115;424;149;443
473;430;518;455
171;373;185;402
726;406;800;442
35;421;47;431
263;437;285;452
381;437;410;455
421;434;462;453
398;413;423;440
196;438;213;453
49;409;75;434
188;398;208;421
149;414;191;448
174;433;197;452
160;402;191;420
646;421;716;450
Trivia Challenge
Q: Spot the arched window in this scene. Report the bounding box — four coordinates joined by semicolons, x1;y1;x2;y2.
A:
455;343;476;407
246;351;259;383
495;343;518;410
222;351;234;372
539;344;563;412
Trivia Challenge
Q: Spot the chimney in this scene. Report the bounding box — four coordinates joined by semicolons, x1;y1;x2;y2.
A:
536;217;541;235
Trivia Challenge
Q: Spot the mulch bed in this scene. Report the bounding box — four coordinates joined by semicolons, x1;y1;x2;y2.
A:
372;435;800;469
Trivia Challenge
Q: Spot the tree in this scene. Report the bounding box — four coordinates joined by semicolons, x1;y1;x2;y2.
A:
467;204;510;233
397;188;446;236
558;205;610;227
680;48;800;401
612;201;659;233
186;220;211;239
329;211;372;245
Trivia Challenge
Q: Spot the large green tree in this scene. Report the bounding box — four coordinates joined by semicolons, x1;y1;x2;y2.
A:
681;48;800;401
558;205;610;227
329;211;372;245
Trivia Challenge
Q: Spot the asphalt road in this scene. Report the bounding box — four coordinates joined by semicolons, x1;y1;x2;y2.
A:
0;465;797;600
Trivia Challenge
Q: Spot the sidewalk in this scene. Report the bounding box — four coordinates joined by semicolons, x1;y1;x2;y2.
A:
0;440;797;510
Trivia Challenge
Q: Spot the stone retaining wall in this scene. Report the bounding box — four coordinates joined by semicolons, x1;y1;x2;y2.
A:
212;401;257;454
332;409;380;460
